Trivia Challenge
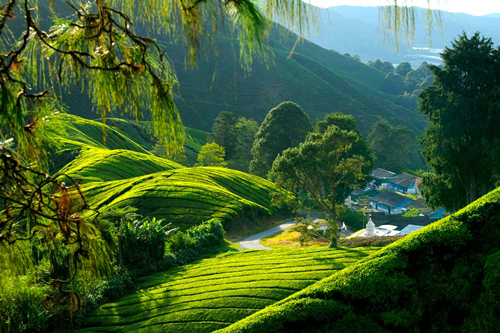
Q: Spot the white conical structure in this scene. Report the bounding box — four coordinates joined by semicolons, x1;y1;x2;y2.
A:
365;215;375;237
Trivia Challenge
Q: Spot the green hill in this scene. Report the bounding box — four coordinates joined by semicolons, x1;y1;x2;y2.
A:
99;118;208;165
58;148;183;182
165;28;427;136
216;187;500;333
38;19;427;137
46;114;207;170
64;155;284;230
78;246;377;333
48;114;277;230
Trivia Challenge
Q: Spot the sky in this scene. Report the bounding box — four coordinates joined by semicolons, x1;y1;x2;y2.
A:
307;0;500;16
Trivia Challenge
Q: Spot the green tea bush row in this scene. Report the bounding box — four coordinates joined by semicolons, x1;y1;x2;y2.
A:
80;247;376;333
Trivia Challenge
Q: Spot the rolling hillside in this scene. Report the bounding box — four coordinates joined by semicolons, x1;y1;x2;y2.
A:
46;114;207;170
78;247;378;333
77;166;285;230
162;28;427;136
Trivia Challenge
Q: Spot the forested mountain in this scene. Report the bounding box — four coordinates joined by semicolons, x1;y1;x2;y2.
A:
32;2;427;137
165;29;427;135
306;6;500;66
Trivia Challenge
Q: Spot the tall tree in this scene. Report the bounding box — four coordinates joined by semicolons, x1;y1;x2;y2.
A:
232;117;259;171
368;120;423;173
207;111;238;160
314;112;373;202
249;101;311;178
420;32;500;211
396;62;412;77
270;125;367;247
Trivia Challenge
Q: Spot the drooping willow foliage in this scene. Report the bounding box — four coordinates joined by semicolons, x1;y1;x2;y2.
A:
378;0;443;50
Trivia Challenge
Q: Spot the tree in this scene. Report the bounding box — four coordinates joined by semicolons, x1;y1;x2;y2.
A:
196;143;227;167
368;59;394;74
367;121;393;169
396;62;412;77
270;125;368;247
368;120;423;173
207;111;238;159
404;70;421;93
249;101;311;178
420;32;500;211
231;117;259;171
382;73;406;95
314;112;373;202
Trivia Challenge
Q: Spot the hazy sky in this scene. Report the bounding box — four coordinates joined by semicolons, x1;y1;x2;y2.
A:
307;0;500;16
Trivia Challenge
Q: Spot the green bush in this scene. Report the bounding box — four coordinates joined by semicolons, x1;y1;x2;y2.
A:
484;251;500;309
117;215;174;269
338;235;404;248
339;208;365;231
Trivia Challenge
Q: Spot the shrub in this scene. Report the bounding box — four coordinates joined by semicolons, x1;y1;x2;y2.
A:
116;215;174;269
338;236;404;248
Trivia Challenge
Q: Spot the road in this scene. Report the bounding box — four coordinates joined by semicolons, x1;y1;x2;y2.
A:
238;220;295;250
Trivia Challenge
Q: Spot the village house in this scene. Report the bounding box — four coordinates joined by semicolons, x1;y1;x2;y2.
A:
402;198;448;219
370;168;397;190
389;172;419;194
371;191;414;215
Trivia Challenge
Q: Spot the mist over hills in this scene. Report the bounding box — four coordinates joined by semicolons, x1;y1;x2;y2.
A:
305;6;500;66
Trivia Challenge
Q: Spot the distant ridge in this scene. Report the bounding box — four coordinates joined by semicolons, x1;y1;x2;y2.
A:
303;5;500;66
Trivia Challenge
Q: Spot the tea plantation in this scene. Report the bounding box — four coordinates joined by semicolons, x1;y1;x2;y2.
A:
46;113;208;170
58;148;183;182
78;166;286;230
78;246;378;333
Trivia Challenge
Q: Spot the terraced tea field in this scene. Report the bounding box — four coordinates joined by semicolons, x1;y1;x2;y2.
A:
79;246;378;333
58;148;183;182
79;166;286;230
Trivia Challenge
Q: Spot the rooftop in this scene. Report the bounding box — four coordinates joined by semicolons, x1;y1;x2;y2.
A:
351;187;376;197
371;168;397;180
390;173;418;188
372;191;412;207
404;198;427;210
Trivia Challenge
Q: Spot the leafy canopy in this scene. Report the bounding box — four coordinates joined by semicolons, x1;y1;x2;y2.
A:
196;142;227;167
270;124;368;247
208;111;238;160
368;120;424;173
420;32;500;211
250;101;311;178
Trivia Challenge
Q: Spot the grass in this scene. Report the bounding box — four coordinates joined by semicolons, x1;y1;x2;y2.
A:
78;246;378;333
101;118;208;166
58;148;183;182
261;225;329;248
